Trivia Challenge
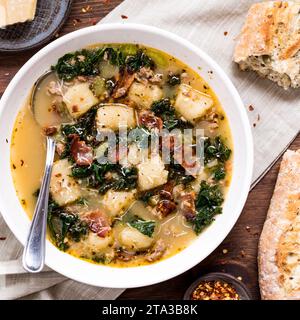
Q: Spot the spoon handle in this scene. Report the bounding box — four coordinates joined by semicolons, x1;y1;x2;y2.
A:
22;137;56;273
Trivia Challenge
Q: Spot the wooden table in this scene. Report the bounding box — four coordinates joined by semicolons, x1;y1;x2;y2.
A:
0;0;299;300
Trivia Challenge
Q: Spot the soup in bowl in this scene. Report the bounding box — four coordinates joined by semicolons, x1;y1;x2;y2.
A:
0;24;253;287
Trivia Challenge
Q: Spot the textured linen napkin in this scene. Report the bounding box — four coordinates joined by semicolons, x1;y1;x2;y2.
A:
1;0;300;300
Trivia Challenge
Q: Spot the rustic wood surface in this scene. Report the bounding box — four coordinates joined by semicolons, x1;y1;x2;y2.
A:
0;0;299;300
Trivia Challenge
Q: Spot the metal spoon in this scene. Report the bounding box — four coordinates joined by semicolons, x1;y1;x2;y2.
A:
22;71;57;273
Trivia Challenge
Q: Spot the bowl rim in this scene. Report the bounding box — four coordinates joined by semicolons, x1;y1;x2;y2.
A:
0;23;253;288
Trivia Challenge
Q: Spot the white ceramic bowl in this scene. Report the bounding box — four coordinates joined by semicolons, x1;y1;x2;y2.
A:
0;23;253;288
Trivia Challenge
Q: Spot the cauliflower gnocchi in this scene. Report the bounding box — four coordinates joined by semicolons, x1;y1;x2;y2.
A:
63;83;99;118
128;82;163;109
119;226;153;251
174;84;214;123
137;155;169;191
96;104;136;131
50;159;81;206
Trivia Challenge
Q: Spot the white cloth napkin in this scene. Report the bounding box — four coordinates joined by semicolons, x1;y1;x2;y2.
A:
1;0;299;300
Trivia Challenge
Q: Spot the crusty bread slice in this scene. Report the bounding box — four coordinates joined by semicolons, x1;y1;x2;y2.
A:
258;149;300;300
234;1;300;89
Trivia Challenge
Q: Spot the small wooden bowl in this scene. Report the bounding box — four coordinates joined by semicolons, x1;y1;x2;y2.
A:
183;272;252;300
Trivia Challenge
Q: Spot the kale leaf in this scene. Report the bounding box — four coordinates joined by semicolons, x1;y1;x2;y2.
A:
212;164;226;181
47;199;88;251
167;74;181;86
126;49;154;73
204;136;231;181
168;163;195;185
204;136;231;164
139;190;156;204
52;48;104;81
102;47;126;66
52;46;154;80
128;215;156;237
61;106;98;142
192;181;224;234
151;99;192;130
71;162;138;194
98;166;138;194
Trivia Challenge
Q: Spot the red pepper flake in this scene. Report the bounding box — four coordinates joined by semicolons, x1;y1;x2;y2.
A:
191;280;240;300
12;163;16;169
121;15;128;19
0;237;6;240
90;18;98;25
82;5;92;13
72;18;81;26
253;123;256;127
224;31;228;36
248;105;254;111
20;159;24;166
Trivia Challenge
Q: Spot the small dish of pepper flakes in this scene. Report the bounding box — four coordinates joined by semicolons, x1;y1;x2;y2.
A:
184;272;252;300
191;280;239;300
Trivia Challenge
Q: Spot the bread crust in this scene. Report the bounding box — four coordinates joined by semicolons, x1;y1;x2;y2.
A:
258;149;300;300
234;1;300;88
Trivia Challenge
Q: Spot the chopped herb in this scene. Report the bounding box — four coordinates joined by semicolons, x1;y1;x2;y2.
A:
192;181;224;234
128;215;156;237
